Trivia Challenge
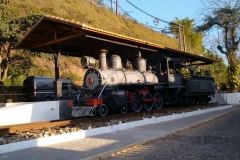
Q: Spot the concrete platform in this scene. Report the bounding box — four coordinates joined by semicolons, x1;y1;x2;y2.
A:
0;104;239;160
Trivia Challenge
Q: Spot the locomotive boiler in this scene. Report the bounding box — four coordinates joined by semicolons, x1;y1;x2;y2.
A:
82;55;158;93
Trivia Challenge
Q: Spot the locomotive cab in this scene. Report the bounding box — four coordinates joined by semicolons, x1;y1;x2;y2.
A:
159;58;183;88
148;56;184;88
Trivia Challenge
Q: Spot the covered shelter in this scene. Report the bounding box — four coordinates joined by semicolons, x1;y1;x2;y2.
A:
15;15;218;99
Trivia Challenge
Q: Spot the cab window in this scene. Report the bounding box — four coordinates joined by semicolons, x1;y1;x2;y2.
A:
168;61;175;74
160;61;167;74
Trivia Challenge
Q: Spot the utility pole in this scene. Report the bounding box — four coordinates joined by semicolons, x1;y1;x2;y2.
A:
178;23;182;51
116;0;118;14
182;25;186;52
178;24;186;52
111;0;113;11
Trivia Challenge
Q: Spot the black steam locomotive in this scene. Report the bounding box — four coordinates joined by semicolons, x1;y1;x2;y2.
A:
72;49;215;117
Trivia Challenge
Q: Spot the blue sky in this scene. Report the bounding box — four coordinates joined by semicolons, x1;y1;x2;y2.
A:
104;0;203;30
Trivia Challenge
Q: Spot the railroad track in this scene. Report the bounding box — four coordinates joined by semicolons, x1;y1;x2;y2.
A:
0;103;219;135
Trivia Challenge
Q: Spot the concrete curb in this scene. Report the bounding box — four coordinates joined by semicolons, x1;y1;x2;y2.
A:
88;106;240;160
0;105;234;154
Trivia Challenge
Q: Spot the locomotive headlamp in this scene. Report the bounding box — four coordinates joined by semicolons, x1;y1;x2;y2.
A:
80;56;96;68
87;77;94;85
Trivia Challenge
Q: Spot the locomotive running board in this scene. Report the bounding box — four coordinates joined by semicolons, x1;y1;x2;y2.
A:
71;106;95;117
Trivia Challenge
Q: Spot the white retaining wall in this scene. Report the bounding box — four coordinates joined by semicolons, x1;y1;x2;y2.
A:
0;101;59;126
225;93;240;104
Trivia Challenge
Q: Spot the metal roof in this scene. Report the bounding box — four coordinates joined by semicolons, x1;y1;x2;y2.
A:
15;15;218;64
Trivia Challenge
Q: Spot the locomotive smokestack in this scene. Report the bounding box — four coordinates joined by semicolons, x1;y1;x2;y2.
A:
98;49;108;69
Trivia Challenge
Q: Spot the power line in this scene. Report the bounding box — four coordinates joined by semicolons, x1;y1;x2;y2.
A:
125;0;170;24
116;2;165;30
106;0;166;29
125;0;181;27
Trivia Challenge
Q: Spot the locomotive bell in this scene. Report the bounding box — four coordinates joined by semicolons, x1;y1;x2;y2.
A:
80;56;96;68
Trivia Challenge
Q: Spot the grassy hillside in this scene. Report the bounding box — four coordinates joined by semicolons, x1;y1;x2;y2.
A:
2;0;201;87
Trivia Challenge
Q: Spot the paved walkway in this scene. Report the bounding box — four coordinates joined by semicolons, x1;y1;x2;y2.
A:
0;105;239;160
105;106;240;160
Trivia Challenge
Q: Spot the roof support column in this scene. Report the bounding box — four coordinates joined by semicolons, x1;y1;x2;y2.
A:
47;35;86;101
53;51;62;100
53;52;60;81
47;46;62;100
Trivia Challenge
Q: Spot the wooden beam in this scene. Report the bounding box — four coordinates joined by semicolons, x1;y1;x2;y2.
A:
31;31;86;49
54;25;82;40
57;25;81;33
54;28;57;40
32;27;54;47
32;24;80;48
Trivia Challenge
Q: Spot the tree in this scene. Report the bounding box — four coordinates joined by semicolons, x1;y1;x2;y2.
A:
163;18;205;54
0;2;41;80
196;0;240;92
204;50;228;88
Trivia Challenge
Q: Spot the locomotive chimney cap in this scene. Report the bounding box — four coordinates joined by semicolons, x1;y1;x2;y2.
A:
98;49;108;54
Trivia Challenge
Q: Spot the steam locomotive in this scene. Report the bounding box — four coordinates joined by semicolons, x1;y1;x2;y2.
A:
72;49;215;117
